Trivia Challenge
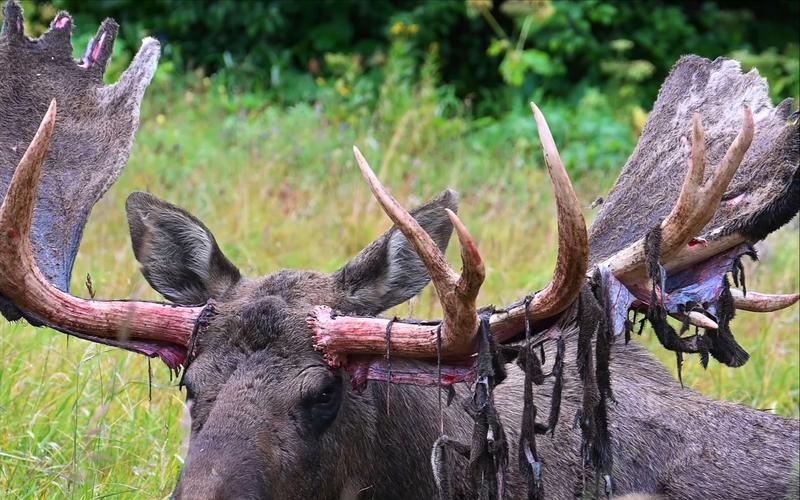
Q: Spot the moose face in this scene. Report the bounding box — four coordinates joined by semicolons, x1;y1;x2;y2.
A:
123;191;457;498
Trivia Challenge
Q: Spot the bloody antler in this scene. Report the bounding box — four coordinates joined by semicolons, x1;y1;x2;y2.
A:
0;102;200;359
353;146;484;358
599;108;755;282
313;103;589;363
595;106;797;329
312;102;798;380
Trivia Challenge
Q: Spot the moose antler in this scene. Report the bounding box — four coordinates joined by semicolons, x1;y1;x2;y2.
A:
0;101;201;366
312;103;589;367
594;104;798;329
313;67;799;382
0;1;202;368
584;56;799;332
1;0;159;305
353;145;484;357
600;108;755;283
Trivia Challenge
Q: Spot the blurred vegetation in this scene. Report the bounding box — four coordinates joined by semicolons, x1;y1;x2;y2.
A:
19;0;800;109
1;0;799;497
17;0;800;178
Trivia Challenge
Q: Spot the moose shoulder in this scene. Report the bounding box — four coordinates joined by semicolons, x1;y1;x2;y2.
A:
1;2;798;499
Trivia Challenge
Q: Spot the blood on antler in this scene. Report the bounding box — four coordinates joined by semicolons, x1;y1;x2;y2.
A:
599;107;798;327
311;102;799;382
353;145;485;358
312;103;589;367
0;102;202;365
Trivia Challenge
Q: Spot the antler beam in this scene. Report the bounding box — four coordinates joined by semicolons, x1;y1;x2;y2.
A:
313;103;589;362
0;101;200;352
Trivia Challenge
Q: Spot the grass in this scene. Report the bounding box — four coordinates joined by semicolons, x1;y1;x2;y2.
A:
0;82;797;498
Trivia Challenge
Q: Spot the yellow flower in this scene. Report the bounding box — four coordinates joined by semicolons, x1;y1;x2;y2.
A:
390;21;405;35
335;80;351;97
407;24;419;35
155;114;166;126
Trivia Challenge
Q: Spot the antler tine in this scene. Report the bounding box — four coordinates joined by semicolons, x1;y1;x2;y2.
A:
353;146;459;292
353;146;482;355
103;37;161;108
707;107;755;197
688;113;707;186
1;1;24;41
730;289;799;312
528;102;589;316
605;107;755;283
445;208;485;300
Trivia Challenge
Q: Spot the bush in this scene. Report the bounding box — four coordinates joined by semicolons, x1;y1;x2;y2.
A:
15;0;794;113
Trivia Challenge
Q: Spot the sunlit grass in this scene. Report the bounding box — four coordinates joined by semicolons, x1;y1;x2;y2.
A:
0;86;797;498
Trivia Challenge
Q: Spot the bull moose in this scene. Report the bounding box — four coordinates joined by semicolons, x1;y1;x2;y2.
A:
1;2;798;499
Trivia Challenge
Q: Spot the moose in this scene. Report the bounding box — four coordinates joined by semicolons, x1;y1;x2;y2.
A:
1;2;798;499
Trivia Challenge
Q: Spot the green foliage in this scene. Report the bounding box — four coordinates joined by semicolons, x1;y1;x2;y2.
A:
31;0;796;114
477;0;798;108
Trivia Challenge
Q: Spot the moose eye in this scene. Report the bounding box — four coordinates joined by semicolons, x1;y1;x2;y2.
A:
314;387;336;406
302;375;343;435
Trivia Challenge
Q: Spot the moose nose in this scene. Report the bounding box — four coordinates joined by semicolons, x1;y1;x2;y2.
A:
174;437;270;500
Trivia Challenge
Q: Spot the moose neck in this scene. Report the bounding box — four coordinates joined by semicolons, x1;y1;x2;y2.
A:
350;381;479;497
350;333;800;499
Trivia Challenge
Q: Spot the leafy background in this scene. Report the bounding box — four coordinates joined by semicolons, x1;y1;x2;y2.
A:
1;0;798;497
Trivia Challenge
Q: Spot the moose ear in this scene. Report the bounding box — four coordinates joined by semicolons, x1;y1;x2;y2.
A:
334;189;457;315
125;192;241;305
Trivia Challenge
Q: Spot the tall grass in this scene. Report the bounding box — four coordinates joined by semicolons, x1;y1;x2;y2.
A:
0;76;797;497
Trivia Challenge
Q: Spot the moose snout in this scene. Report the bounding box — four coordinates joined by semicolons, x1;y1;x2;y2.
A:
174;437;270;500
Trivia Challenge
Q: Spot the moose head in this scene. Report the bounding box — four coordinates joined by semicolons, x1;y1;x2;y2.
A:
1;2;798;499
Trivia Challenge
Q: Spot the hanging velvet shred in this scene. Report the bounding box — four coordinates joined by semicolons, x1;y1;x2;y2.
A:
590;270;614;404
432;435;471;500
644;224;693;383
384;316;396;414
644;223;666;311
698;327;710;369
706;278;750;367
430;221;760;500
518;298;544;500
638;221;751;376
576;286;600;496
575;279;618;498
731;246;758;296
546;335;565;436
464;313;509;500
432;320;473;500
625;309;636;345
